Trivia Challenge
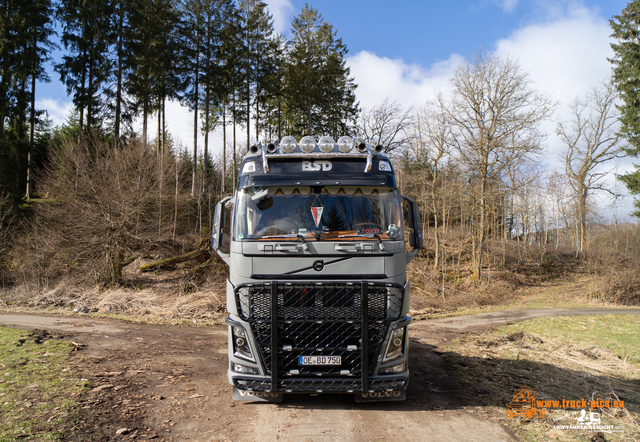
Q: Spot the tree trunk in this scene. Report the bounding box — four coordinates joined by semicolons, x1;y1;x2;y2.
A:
115;0;124;147
191;38;199;197
27;35;36;198
222;102;226;194
203;84;209;194
475;174;486;279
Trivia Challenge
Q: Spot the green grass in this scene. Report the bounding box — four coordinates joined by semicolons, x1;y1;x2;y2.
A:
444;314;640;441
499;313;640;366
0;327;88;441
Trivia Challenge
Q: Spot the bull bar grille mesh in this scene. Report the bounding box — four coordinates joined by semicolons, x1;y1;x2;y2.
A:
234;281;404;393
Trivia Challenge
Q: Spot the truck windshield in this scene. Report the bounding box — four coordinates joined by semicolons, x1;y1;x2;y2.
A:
234;186;403;241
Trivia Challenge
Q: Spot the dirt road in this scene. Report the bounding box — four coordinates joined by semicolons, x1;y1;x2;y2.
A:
2;308;639;441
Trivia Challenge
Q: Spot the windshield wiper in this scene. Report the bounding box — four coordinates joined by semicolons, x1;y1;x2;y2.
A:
337;233;386;251
260;234;309;251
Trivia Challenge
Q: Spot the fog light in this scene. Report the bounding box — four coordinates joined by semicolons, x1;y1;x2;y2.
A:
233;363;258;375
379;363;405;375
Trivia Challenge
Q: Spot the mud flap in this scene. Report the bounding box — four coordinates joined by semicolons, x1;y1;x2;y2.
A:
232;387;283;403
354;389;406;402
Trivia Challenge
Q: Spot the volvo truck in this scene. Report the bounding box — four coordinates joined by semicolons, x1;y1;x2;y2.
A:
212;135;422;402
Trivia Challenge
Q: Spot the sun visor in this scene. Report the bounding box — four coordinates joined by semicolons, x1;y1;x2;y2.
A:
237;157;397;190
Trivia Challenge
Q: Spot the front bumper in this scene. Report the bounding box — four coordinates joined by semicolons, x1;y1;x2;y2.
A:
227;281;411;401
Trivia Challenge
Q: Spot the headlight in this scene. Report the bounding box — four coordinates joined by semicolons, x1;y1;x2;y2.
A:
383;327;405;362
232;326;254;361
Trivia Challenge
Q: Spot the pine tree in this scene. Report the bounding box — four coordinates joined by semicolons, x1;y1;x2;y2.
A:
283;5;358;137
259;33;286;140
0;0;55;197
239;0;277;145
610;1;640;215
103;0;135;147
56;0;113;132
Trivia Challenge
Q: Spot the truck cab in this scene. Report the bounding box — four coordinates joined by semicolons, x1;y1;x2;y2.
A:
212;135;422;402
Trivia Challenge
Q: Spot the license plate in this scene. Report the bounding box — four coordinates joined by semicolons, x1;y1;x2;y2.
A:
298;355;341;366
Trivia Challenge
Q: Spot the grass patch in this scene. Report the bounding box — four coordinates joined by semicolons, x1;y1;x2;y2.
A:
444;314;640;441
0;327;88;440
500;314;640;366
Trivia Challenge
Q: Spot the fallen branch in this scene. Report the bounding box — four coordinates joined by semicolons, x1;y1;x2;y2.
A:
140;248;211;273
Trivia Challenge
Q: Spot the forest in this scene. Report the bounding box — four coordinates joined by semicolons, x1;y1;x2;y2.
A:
1;0;640;315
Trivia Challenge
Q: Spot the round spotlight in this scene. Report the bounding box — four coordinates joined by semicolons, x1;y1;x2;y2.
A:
299;135;317;153
357;142;368;153
318;136;336;153
280;136;298;153
337;136;354;153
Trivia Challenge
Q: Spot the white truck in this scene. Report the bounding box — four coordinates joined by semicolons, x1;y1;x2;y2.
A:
212;135;422;402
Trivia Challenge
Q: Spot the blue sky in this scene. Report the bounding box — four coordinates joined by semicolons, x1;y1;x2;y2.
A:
277;0;625;66
37;0;638;218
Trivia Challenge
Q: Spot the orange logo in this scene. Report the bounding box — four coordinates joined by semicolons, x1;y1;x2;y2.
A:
507;386;546;419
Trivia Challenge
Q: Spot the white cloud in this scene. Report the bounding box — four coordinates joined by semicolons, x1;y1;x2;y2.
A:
346;4;634;218
346;51;463;110
264;0;294;35
493;5;634;218
36;98;73;127
494;6;612;106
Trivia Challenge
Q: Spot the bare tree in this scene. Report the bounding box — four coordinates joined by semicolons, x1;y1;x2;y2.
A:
358;98;413;153
38;139;187;285
407;102;453;269
440;50;554;278
557;82;625;255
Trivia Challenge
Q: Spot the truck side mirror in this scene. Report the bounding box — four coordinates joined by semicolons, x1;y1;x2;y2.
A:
402;195;423;263
213;196;232;264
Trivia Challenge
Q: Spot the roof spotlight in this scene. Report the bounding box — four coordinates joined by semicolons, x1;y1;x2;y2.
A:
318;136;336;153
280;136;297;153
299;136;317;153
337;136;354;153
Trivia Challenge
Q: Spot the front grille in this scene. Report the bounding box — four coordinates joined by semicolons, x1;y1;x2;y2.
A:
234;281;404;392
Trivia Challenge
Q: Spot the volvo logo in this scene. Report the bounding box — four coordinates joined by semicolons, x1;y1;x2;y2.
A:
302;160;332;171
313;260;324;271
